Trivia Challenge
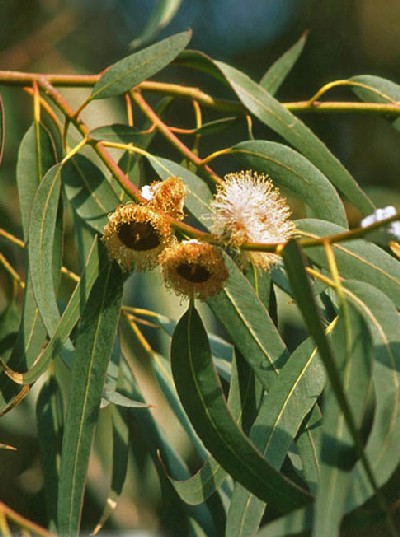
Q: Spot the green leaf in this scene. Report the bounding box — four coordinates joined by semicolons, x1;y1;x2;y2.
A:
194;116;239;136
207;254;289;390
295;405;322;494
92;405;129;535
168;349;256;506
170;306;312;513
130;0;183;48
103;389;150;408
118;358;218;536
4;236;100;385
29;164;64;339
57;257;123;536
90;124;145;144
340;282;400;513
91;31;191;100
226;334;326;537
260;32;308;95
283;240;380;513
17;123;57;238
36;375;64;532
62;155;121;233
313;305;372;537
232;140;347;226
146;154;213;226
215;61;374;215
297;219;400;308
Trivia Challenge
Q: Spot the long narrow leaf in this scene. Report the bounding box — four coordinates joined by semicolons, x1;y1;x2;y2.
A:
260;33;308;95
57;257;123;536
170;306;312;513
91;31;191;100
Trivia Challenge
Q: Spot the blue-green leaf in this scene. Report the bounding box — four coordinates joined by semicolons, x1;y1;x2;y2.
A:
260;33;308;95
91;31;191;100
57;257;123;536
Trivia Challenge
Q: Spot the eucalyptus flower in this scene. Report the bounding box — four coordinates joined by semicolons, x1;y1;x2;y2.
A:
160;239;228;299
211;170;296;269
103;203;173;272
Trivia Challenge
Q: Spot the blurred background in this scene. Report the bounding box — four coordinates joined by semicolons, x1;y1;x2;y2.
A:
0;1;400;535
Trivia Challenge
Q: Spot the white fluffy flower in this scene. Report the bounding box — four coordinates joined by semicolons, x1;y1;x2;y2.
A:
210;170;296;269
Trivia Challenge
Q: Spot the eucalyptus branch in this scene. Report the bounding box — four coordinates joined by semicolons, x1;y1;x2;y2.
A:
38;77;144;203
130;90;222;184
2;70;400;116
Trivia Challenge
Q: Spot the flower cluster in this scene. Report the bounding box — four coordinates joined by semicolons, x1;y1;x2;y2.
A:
103;171;295;299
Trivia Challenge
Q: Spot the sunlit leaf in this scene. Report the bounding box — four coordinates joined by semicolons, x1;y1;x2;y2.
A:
91;31;191;100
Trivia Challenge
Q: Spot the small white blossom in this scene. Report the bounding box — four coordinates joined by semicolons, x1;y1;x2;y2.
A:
141;185;154;201
360;205;400;241
210;170;296;269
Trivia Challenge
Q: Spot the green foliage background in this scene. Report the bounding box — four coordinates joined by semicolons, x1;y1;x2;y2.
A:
1;3;400;537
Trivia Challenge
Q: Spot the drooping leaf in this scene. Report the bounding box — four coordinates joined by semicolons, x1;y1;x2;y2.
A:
130;0;183;48
91;31;191;100
283;240;379;509
0;236;100;385
168;349;256;507
215;61;374;215
0;274;47;412
260;32;308;95
170;306;312;512
232;140;347;226
57;256;123;536
62;155;121;233
351;75;400;131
